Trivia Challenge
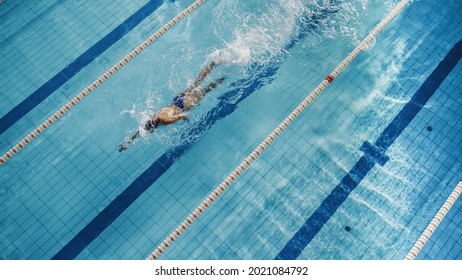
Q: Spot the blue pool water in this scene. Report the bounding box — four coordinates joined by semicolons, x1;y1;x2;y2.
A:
1;0;461;260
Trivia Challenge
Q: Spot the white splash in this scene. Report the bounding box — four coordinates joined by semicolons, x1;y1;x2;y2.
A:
121;91;161;139
209;0;308;66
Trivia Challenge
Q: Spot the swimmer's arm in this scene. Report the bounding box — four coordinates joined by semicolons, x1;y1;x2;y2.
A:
129;130;140;141
118;130;140;152
158;108;188;124
161;113;188;124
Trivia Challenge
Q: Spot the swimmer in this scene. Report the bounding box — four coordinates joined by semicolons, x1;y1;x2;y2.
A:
118;60;224;152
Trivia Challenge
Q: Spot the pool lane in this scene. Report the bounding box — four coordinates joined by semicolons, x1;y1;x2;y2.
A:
275;38;462;260
51;5;342;260
0;0;165;135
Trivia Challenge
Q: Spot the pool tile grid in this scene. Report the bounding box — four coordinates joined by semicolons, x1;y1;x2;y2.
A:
296;87;461;259
299;21;462;262
330;77;459;258
412;74;462;259
0;123;152;260
81;171;225;260
0;0;155;117
1;0;460;260
0;1;59;40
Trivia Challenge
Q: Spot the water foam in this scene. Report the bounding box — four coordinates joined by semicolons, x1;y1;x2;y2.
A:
121;91;161;139
209;0;309;66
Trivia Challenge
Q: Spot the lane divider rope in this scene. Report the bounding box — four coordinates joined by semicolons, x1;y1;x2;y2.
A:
404;179;462;260
0;0;207;165
146;0;411;260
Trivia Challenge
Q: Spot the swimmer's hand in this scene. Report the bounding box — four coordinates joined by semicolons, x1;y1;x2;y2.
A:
216;77;225;84
118;142;129;152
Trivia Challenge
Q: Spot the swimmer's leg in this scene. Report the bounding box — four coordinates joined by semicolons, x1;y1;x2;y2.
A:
181;60;223;95
183;77;225;110
199;77;225;97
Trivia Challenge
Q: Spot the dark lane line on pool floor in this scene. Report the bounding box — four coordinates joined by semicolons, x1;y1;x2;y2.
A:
0;0;165;135
275;38;462;260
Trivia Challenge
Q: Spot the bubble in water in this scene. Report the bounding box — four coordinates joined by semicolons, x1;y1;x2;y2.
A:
209;42;251;66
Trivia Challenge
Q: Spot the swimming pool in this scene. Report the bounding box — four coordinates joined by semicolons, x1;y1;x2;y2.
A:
1;0;461;260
